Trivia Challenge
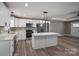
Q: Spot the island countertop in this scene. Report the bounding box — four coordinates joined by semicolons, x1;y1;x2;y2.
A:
32;32;61;36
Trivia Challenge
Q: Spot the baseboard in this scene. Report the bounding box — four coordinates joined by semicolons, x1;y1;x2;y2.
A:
63;34;79;39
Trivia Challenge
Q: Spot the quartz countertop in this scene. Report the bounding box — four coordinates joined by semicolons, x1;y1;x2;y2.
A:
0;33;16;40
32;32;61;36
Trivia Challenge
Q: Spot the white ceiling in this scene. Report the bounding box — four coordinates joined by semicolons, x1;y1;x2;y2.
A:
6;2;79;21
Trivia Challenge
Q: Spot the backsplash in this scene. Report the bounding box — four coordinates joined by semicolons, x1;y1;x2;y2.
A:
0;26;5;33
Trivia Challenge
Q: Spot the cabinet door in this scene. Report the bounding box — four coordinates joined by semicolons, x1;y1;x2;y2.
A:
33;23;36;27
14;18;19;27
23;19;26;27
20;30;26;39
0;3;5;26
33;36;46;49
18;19;23;27
46;35;58;47
0;16;5;26
19;19;21;27
0;41;10;56
19;19;26;27
10;40;14;56
10;17;14;27
0;3;10;26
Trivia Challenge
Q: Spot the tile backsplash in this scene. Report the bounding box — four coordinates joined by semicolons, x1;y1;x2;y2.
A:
0;26;5;33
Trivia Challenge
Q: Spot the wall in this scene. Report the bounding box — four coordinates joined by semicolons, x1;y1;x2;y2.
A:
50;20;79;37
64;22;71;34
0;27;5;33
71;21;79;37
50;20;65;34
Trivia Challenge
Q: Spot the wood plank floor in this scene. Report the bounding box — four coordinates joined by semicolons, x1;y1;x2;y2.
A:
14;36;79;56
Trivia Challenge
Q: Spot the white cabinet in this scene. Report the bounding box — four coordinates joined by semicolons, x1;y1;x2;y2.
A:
26;19;41;27
14;18;26;27
0;3;10;26
0;16;5;26
14;18;19;27
0;40;14;56
32;20;37;27
0;41;10;56
32;36;46;49
10;17;15;27
19;19;26;27
10;40;14;56
32;33;58;49
46;35;57;47
0;34;16;56
16;29;26;40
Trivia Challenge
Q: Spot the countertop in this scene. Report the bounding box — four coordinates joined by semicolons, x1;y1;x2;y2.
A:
32;32;61;36
0;32;16;40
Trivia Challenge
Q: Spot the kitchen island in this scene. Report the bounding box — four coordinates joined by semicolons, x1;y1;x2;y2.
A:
32;32;60;49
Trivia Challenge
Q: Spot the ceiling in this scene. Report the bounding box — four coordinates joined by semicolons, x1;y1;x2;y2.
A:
6;2;79;21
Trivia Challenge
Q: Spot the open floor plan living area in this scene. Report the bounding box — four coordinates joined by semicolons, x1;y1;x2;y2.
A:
0;2;79;56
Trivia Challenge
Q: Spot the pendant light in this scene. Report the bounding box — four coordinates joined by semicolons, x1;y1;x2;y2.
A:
43;11;48;32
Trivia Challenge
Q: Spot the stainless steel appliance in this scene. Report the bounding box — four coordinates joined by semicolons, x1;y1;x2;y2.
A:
26;23;33;38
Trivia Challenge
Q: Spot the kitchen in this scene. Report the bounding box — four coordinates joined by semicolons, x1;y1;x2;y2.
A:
0;2;79;56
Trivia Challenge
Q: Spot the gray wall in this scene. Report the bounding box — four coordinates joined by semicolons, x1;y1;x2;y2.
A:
50;20;65;34
64;22;71;34
64;20;79;37
71;21;79;37
49;19;79;37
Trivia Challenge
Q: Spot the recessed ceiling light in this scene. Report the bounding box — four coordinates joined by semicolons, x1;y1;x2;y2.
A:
25;3;28;7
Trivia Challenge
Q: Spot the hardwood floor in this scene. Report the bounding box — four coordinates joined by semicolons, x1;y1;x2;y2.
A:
15;36;79;56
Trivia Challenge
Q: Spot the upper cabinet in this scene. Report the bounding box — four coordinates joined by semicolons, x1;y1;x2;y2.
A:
10;17;50;28
0;3;10;26
10;16;15;27
19;19;26;27
14;17;19;27
11;17;26;27
26;19;40;27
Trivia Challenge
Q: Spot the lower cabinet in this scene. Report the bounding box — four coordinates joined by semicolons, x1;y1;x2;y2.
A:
10;40;14;56
32;35;58;49
16;30;26;40
0;38;16;56
46;35;58;47
0;41;10;56
32;36;46;49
